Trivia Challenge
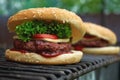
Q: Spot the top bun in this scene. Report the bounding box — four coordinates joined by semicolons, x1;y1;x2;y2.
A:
7;7;86;44
84;22;117;45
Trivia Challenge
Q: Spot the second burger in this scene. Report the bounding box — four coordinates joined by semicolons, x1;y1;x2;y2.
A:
73;22;120;54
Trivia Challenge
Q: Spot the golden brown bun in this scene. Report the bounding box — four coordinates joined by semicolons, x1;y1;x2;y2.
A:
8;7;86;44
83;46;120;54
84;22;117;45
5;49;83;65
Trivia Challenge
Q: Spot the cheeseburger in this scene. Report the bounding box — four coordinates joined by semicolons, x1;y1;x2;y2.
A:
5;7;86;65
73;22;120;54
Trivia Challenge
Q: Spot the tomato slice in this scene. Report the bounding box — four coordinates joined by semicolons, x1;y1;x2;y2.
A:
33;34;58;39
74;45;84;51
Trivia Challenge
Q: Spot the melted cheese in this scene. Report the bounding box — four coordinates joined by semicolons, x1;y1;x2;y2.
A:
41;38;70;43
13;36;19;39
13;36;70;43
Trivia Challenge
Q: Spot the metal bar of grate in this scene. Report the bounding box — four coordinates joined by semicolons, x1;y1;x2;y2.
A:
0;48;120;80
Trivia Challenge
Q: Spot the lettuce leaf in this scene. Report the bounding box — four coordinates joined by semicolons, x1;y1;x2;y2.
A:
15;20;71;42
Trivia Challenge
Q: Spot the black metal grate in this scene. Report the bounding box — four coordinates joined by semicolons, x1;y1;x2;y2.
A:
0;48;120;80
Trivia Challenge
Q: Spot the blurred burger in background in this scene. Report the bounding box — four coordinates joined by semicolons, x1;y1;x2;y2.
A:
5;7;86;65
73;22;120;54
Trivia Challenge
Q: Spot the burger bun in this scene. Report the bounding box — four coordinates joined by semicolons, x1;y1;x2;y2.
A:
83;46;120;54
5;49;83;65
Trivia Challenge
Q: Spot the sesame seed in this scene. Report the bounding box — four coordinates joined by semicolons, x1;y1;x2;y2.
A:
33;15;36;18
36;61;39;63
63;20;65;23
24;17;27;19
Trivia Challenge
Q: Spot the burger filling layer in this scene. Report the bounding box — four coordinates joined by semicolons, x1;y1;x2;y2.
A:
11;20;72;57
13;39;72;57
73;34;109;50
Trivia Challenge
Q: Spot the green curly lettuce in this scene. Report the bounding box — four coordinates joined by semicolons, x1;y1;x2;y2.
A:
15;20;71;42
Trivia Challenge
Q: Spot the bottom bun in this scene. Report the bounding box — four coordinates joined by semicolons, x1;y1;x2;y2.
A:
5;49;83;65
83;46;120;54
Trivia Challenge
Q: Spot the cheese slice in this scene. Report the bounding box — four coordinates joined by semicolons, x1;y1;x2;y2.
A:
13;36;19;39
13;36;70;43
41;38;70;43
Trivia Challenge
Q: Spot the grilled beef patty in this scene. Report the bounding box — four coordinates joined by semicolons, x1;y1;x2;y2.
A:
75;39;109;47
13;39;72;54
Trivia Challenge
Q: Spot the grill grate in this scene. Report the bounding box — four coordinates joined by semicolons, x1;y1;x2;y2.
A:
0;48;120;80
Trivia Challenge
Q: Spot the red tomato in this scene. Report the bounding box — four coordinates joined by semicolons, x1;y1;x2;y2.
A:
74;45;84;51
33;34;58;39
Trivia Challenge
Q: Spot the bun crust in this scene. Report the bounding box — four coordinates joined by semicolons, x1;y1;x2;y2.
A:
84;22;117;45
8;7;86;44
5;49;83;65
83;46;120;54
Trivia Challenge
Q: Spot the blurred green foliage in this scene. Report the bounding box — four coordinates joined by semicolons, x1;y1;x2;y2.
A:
0;0;120;15
60;0;102;14
104;0;120;14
